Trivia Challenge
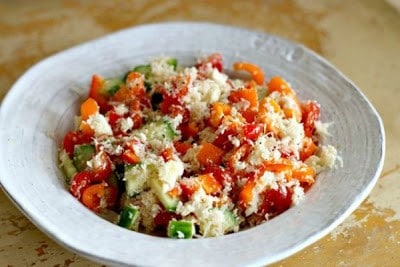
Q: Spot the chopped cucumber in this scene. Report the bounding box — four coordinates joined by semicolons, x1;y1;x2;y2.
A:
222;210;239;233
73;144;95;171
103;78;124;96
133;64;152;78
118;205;139;229
135;120;177;142
149;176;179;212
124;164;147;197
166;58;178;70
59;150;77;183
167;220;194;239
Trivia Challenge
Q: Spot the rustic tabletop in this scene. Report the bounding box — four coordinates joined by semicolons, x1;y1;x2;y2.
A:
1;0;399;266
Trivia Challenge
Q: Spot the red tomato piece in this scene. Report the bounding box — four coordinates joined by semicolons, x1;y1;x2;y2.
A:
104;185;118;209
63;131;92;158
242;123;264;142
154;211;181;227
89;151;112;182
173;141;192;155
81;183;105;211
196;53;223;72
258;187;292;217
69;171;93;199
203;165;233;185
301;101;320;138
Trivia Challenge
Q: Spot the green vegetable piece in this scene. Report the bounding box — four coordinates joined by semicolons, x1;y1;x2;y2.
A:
167;220;194;239
166;58;178;70
103;78;124;96
149;176;179;211
118;205;139;229
59;150;77;184
73;144;95;171
223;210;239;233
163;120;178;140
132;64;152;78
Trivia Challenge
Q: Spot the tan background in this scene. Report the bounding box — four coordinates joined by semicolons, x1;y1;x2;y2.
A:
1;0;400;266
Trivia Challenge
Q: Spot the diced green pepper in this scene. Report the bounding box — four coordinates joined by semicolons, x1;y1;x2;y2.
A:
73;144;95;171
118;205;139;229
103;78;124;96
166;58;178;70
133;65;152;78
167;220;194;239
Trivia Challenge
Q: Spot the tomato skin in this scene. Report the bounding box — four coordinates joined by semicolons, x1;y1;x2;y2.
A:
63;131;92;158
203;165;233;185
173;141;191;155
89;151;113;182
196;53;223;72
154;211;181;227
302;101;320;137
242;123;264;142
70;171;93;199
81;183;105;211
258;187;292;217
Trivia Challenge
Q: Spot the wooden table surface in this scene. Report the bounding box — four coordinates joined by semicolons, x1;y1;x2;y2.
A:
1;0;399;266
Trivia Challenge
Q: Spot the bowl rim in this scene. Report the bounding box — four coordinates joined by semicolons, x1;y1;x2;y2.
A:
0;21;385;267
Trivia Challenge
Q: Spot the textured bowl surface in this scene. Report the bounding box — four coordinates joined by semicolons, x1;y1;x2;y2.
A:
0;22;384;267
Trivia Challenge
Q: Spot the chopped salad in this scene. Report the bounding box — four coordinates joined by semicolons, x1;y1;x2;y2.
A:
59;54;337;238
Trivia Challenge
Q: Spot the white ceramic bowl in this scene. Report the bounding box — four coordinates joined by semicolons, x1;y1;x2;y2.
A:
0;22;384;266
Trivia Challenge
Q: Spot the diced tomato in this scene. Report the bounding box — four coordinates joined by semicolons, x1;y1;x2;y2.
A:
180;182;199;200
179;122;199;140
301;101;320;137
203;165;233;185
104;185;118;209
69;171;93;199
81;183;105;211
89;151;112;182
62;131;92;158
213;127;237;151
154;211;181;227
258;187;292;216
196;53;223;72
107;110;123;127
173;141;192;155
242;123;264;142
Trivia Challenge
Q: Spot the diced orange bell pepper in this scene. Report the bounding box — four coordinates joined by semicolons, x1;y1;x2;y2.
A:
198;173;222;194
121;149;141;164
197;142;225;167
292;166;315;185
239;176;256;207
89;74;110;112
81;97;99;120
79;121;95;137
299;137;317;161
167;186;181;198
160;147;174;162
233;62;265;85
209;102;232;128
267;76;295;96
260;159;293;173
228;83;258;109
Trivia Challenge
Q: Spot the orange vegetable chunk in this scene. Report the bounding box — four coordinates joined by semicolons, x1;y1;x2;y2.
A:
81;97;99;120
197;142;225;167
